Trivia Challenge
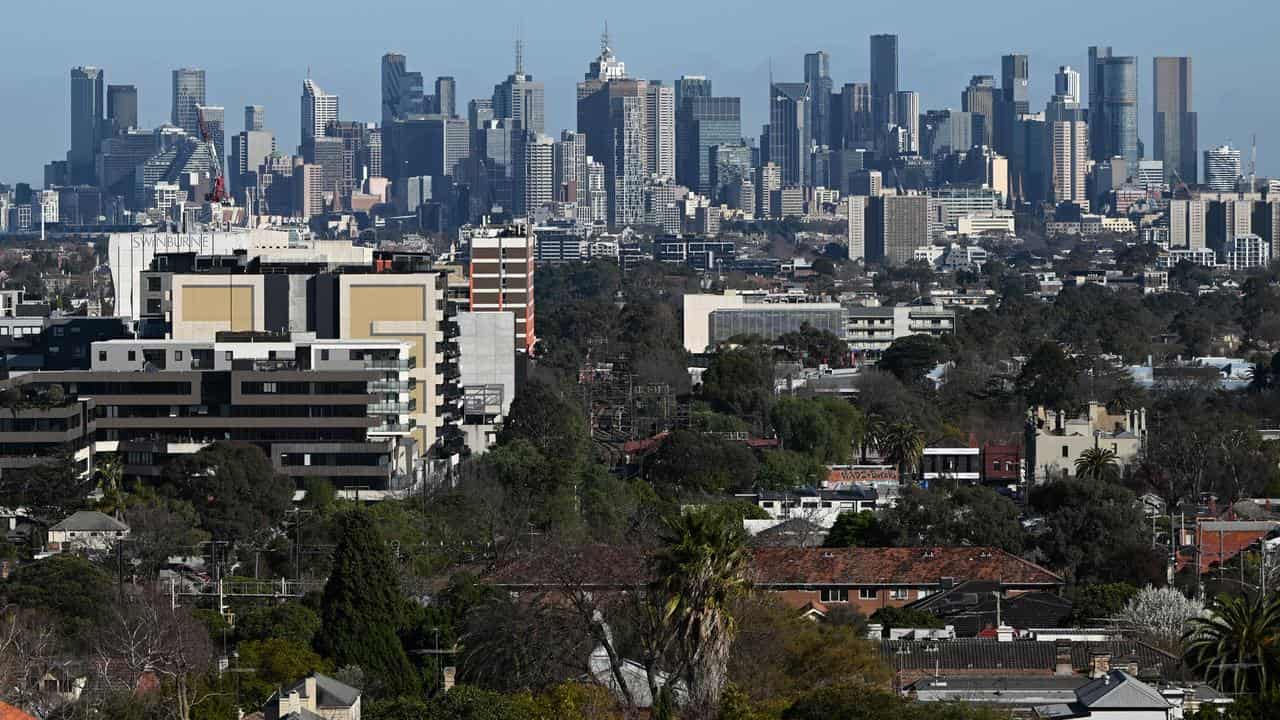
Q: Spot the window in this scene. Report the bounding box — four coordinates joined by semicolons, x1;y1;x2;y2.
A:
890;588;909;600
320;349;330;361
175;350;183;361
127;351;136;362
225;351;233;361
98;350;107;362
147;277;161;292
52;327;63;337
263;382;277;393
993;460;1000;470
858;588;877;600
820;589;848;603
1061;445;1069;458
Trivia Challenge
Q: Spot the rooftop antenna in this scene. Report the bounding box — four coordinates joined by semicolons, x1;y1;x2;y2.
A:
601;22;610;54
1251;134;1258;191
515;36;524;76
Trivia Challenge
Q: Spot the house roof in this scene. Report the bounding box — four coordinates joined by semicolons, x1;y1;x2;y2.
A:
749;547;1064;588
881;640;1181;678
0;702;38;720
487;545;1064;590
1074;670;1171;709
288;673;360;708
50;510;129;533
906;580;1073;636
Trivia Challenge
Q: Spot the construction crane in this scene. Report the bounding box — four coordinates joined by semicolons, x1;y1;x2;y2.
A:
197;109;228;205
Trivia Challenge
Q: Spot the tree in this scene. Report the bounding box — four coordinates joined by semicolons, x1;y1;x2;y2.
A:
1069;583;1139;624
882;485;1023;553
0;450;93;522
1074;447;1120;482
235;638;330;707
869;606;945;632
700;345;775;432
162;442;293;543
770;398;864;464
824;511;889;548
1117;586;1204;653
878;335;949;386
317;510;419;698
121;493;209;578
1030;478;1163;585
642;431;758;497
1017;342;1078;409
877;423;925;482
1;554;113;648
754;450;826;491
651;509;750;719
234;602;321;647
778;324;851;368
1184;593;1280;695
497;379;589;467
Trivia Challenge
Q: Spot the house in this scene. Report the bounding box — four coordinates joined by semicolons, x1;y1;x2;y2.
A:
1027;403;1147;482
45;510;129;553
1034;670;1173;720
747;546;1064;616
738;487;878;528
262;673;361;720
905;579;1073;637
1180;520;1280;574
886;640;1180;689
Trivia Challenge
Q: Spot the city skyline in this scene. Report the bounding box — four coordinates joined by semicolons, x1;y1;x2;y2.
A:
0;0;1272;185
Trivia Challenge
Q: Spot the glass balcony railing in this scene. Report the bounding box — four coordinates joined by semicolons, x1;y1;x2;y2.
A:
364;358;413;371
367;402;411;414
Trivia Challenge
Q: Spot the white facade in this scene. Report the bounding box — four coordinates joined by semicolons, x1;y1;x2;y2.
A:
301;78;339;143
644;83;676;179
1224;234;1271;271
845;195;867;261
1204;145;1241;191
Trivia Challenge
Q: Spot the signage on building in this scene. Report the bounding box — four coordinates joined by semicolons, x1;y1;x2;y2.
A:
825;465;898;487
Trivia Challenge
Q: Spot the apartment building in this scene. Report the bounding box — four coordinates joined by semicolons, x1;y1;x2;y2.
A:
463;224;536;354
843;303;957;358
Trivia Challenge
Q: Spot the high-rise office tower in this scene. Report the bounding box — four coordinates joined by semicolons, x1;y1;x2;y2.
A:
1153;56;1197;186
244;105;265;132
196;105;226;167
514;133;554;216
554;130;588;204
171;68;206;135
301;79;339;145
493;40;546;134
106;84;137;138
1204;144;1241;190
1046;98;1088;207
381;52;425;126
870;34;899;149
805;51;833;151
769;82;810;187
839;83;874;150
69;67;104;185
645;83;676;179
962;76;996;147
680;97;742;196
468;98;495;129
230;127;275;200
1054;66;1081;105
577;31;649;227
995;54;1029;156
675;75;712;112
1091;53;1139;168
894;90;920;154
435;76;457;117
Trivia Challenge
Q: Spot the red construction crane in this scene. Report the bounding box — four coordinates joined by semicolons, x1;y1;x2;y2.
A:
197;109;228;204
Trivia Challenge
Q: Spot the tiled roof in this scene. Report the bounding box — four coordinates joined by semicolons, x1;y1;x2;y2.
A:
0;702;37;720
50;510;129;532
881;640;1181;679
907;580;1073;636
749;547;1064;587
488;545;1063;589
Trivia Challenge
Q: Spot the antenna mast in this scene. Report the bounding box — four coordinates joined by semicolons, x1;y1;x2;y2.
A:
1251;134;1258;191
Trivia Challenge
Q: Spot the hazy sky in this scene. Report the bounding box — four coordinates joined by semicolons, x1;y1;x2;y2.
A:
1;0;1274;185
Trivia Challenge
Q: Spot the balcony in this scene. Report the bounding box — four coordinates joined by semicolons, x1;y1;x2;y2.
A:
364;358;413;371
442;321;460;339
368;379;407;392
435;363;461;380
367;402;411;414
369;422;414;434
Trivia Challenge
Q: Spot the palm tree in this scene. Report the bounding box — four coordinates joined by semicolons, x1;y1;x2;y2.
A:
1184;593;1280;695
1074;446;1120;481
651;509;750;720
878;422;926;483
860;414;887;464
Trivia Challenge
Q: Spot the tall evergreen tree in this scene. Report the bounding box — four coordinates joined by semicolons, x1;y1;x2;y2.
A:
318;510;420;697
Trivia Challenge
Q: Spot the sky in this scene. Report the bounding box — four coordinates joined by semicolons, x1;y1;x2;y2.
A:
1;0;1275;186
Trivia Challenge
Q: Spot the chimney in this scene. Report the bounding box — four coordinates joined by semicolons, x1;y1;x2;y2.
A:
1090;653;1111;679
1054;640;1073;676
867;623;884;640
443;666;457;692
304;675;316;709
996;625;1015;642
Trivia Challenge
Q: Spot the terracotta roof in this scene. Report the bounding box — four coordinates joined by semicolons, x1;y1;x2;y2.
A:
0;702;37;720
487;545;1063;589
749;547;1064;588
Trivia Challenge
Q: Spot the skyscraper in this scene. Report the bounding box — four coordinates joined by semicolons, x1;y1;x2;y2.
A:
868;194;929;266
1153;56;1197;186
381;52;425;126
435;76;457;117
1204;144;1241;190
301;79;339;144
645;83;676;179
995;54;1029;156
69;67;104;185
962;76;996;147
681;97;742;196
1054;66;1081;105
1046;98;1088;207
171;68;206;135
244;105;265;132
196;105;225;168
675;75;712;112
514;133;554;216
838;83;873;150
1092;53;1139;168
106;84;137;137
870;34;899;149
577;31;648;227
804;51;833;150
894;90;920;155
769;82;810;187
1087;45;1110;150
493;41;546;134
675;75;715;187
